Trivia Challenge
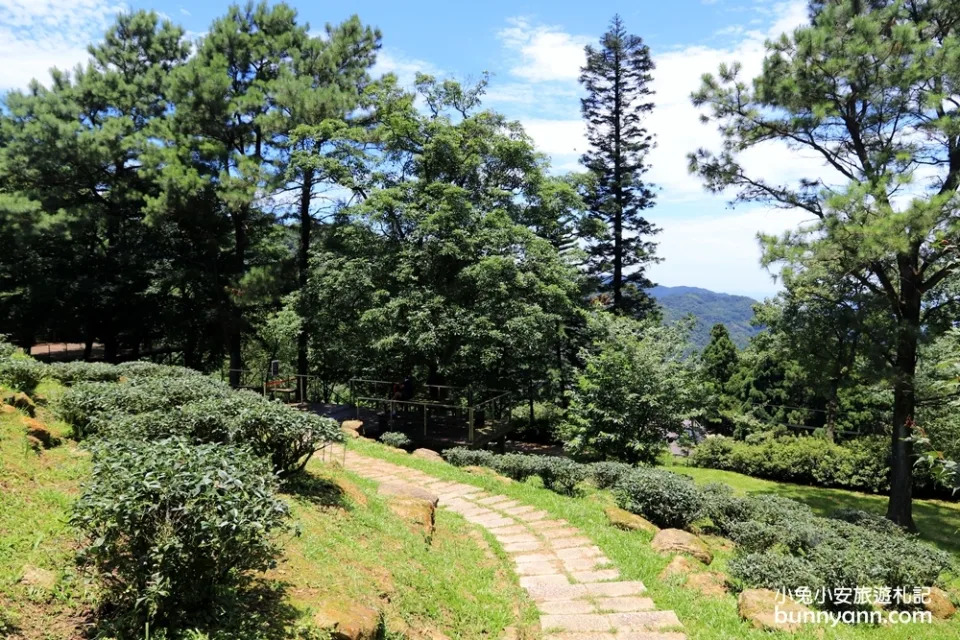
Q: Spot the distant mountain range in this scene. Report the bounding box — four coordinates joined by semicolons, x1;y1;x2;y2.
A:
650;285;761;349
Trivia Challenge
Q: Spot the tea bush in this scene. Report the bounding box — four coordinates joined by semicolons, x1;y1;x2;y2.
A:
613;467;705;529
442;447;497;468
537;458;588;495
71;437;290;629
379;431;413;449
46;361;121;385
0;357;46;394
729;552;823;592
589;461;635;489
115;361;204;379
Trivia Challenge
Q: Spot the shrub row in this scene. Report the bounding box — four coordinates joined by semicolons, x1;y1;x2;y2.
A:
689;434;944;496
443;448;608;496
597;463;953;610
58;381;340;475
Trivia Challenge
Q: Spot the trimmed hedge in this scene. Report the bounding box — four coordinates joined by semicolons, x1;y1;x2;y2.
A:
46;361;121;385
58;378;340;475
442;448;589;496
72;437;289;629
690;435;893;494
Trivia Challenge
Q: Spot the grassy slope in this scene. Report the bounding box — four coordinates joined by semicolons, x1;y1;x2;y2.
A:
0;381;534;640
349;438;960;640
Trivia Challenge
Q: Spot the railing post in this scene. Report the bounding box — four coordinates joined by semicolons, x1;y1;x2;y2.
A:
468;407;474;444
423;406;428;437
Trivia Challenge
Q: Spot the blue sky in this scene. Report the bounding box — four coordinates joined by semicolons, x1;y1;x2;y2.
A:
0;0;821;299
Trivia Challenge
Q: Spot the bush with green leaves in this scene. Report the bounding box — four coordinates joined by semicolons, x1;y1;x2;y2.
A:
0;337;16;360
718;494;954;610
729;552;824;593
46;361;121;385
492;453;545;482
690;434;893;495
442;447;497;468
829;508;904;535
588;461;635;489
0;357;46;394
379;431;413;449
613;467;706;529
71;437;290;629
698;482;753;534
114;361;204;379
536;458;588;495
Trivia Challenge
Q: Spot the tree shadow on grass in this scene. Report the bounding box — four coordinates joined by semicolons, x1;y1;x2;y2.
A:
282;471;350;509
89;578;305;640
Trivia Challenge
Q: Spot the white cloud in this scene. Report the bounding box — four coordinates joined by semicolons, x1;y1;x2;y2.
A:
372;48;440;89
0;0;123;90
650;207;813;298
497;17;590;82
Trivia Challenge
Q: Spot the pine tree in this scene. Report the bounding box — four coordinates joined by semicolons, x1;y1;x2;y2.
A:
691;0;960;528
579;15;659;317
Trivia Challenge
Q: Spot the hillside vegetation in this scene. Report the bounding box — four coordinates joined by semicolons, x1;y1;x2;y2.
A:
651;286;760;349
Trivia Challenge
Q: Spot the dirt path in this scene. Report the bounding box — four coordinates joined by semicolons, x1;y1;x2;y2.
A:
342;451;686;639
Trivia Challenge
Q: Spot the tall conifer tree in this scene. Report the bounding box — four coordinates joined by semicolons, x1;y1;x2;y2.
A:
579;15;658;316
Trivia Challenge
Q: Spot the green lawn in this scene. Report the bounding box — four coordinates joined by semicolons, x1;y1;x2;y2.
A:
350;438;960;640
664;459;960;560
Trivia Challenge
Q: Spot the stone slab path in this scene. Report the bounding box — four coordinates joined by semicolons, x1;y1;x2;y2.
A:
342;451;686;640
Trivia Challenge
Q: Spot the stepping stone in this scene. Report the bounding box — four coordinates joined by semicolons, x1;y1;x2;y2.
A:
555;546;604;560
477;495;514;506
572;569;621;583
547;633;686;640
594;597;655;613
502;505;538;516
495;533;541;545
561;557;608;572
538;526;581;538
519;574;570;590
491;524;530;536
516;510;550;522
472;515;517;528
512;552;560;565
550;536;595;549
504;540;544;553
538;599;597;615
490;500;524;510
515;561;563;576
540;610;680;633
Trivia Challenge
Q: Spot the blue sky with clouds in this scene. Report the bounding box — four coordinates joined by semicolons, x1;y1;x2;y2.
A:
0;0;822;299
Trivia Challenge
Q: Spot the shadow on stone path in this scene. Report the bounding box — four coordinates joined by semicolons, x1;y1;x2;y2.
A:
341;451;686;640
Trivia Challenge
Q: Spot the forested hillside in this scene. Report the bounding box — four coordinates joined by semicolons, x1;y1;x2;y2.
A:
651;286;759;348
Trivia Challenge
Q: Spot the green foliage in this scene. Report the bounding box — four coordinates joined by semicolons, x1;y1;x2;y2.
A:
379;431;413;450
58;379;339;474
46;362;121;385
114;362;204;380
442;448;497;468
728;552;824;593
613;467;705;529
0;357;45;394
71;437;289;630
690;435;894;494
0;337;16;360
560;312;698;464
588;461;635;489
441;449;588;495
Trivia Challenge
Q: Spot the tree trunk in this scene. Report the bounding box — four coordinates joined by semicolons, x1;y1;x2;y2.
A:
886;268;920;531
825;378;838;443
296;169;314;402
228;208;248;389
